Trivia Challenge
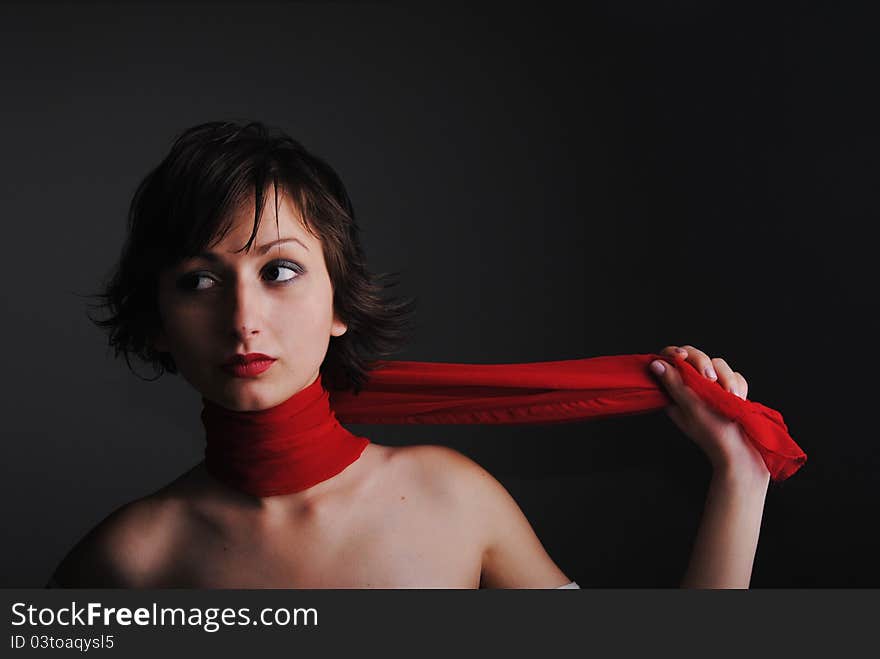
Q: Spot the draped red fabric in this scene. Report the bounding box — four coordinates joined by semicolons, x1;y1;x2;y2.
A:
202;377;370;497
330;353;806;482
201;352;806;497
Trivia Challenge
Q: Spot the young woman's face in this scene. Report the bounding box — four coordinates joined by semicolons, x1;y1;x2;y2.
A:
154;190;347;411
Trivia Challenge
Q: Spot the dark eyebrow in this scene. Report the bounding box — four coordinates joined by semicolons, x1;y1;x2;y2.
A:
192;237;309;262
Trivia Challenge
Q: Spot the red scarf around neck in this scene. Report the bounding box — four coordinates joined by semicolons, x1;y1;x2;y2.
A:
201;376;370;497
201;353;806;497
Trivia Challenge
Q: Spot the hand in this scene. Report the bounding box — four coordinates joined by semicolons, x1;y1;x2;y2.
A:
650;345;769;479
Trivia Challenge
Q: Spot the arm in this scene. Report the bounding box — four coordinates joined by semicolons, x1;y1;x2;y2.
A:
680;462;770;588
651;344;774;589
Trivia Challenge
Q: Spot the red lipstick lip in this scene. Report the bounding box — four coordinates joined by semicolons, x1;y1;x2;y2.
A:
221;354;276;378
222;352;276;366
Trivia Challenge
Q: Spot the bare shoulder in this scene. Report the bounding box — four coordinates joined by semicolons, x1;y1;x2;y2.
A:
388;444;490;498
389;444;516;541
51;493;182;588
396;443;572;588
394;444;513;504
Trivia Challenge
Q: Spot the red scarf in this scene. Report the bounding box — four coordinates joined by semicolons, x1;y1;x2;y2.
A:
201;376;370;497
202;353;806;496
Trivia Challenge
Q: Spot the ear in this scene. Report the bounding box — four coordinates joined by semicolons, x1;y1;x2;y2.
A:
330;314;348;338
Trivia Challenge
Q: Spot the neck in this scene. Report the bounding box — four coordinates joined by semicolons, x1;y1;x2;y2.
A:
200;374;371;498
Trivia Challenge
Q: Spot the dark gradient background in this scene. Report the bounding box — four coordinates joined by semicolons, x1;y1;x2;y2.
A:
1;2;876;587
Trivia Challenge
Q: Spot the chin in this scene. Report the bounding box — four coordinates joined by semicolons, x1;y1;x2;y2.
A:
213;380;282;412
208;367;317;411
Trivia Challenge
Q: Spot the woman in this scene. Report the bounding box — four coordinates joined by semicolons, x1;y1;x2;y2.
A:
49;121;772;589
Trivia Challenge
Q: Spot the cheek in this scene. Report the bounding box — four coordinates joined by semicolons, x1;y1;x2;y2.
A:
275;294;330;335
160;301;214;353
274;288;335;342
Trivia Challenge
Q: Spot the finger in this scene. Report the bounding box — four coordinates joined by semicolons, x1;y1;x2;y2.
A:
735;371;748;399
710;357;744;398
660;345;688;360
680;344;718;381
649;358;701;412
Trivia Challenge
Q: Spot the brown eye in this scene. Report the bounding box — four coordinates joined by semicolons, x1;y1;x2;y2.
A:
176;272;217;291
262;261;303;284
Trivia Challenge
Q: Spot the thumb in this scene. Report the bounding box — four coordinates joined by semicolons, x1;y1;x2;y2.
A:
649;358;701;413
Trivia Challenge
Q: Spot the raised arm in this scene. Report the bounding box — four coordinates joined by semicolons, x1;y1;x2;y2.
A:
680;462;770;588
651;344;773;589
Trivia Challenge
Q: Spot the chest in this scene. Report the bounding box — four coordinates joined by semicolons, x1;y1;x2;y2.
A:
158;483;482;588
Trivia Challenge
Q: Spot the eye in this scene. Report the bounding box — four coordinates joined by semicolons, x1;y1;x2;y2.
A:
176;272;217;291
262;260;304;284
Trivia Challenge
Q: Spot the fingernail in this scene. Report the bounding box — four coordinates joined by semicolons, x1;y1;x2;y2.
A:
674;348;686;354
650;360;666;374
704;366;717;380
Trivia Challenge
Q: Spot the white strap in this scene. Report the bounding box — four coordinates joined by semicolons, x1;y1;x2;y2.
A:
555;581;580;589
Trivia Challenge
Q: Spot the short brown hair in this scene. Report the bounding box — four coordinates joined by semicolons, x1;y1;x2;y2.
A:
90;120;417;393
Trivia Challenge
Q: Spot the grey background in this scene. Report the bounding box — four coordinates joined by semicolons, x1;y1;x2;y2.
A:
1;2;876;587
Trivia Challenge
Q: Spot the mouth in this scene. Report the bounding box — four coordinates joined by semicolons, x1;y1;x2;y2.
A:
221;353;277;378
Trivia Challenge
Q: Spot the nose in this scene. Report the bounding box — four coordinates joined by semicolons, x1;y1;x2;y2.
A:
227;278;263;342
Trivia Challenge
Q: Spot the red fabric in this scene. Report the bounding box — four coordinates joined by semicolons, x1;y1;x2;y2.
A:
201;376;370;497
330;353;806;482
201;353;806;497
